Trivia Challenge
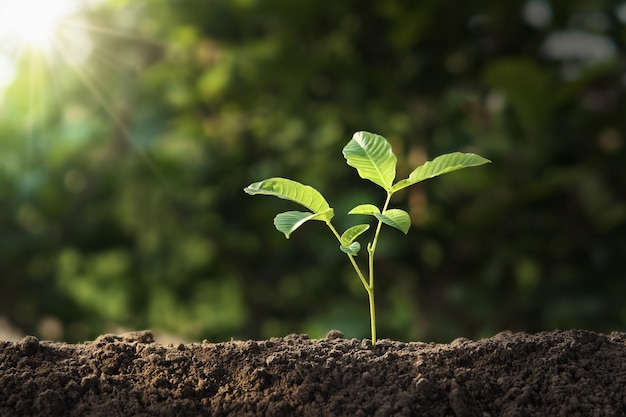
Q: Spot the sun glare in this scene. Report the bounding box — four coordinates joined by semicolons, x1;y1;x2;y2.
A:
0;0;169;185
0;0;96;94
0;0;79;51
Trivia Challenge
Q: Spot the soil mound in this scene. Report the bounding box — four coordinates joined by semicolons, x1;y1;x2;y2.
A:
1;329;625;416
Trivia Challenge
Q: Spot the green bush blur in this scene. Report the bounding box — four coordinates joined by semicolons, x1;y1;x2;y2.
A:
1;0;625;343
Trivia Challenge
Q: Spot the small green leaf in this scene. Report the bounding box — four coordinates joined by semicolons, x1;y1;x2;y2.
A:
340;241;361;255
374;209;411;234
245;177;332;215
348;204;380;215
274;209;334;238
391;152;491;193
343;131;397;191
340;224;370;246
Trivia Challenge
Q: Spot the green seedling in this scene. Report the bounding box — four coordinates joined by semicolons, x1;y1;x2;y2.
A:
245;131;490;346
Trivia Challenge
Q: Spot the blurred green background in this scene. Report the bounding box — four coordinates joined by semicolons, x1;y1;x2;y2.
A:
1;0;625;343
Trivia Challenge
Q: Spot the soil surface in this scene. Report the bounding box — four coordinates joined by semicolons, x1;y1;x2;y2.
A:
1;329;625;416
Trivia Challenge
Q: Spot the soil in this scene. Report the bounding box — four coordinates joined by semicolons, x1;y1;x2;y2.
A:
1;329;625;417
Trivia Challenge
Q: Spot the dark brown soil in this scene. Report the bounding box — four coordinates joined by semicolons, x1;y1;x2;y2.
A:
1;329;625;416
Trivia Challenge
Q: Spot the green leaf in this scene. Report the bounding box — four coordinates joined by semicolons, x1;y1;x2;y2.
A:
374;209;411;234
391;152;491;193
340;241;361;255
244;177;332;215
340;224;370;245
348;204;380;215
274;209;334;238
343;131;397;191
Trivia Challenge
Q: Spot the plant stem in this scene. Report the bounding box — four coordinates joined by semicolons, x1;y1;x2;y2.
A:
369;193;392;258
365;193;392;347
327;192;392;347
366;283;376;346
328;222;375;345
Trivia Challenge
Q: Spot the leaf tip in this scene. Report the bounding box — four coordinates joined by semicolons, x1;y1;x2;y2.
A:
243;181;261;195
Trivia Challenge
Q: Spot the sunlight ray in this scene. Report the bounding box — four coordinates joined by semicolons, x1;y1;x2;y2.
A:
63;20;167;48
53;38;171;190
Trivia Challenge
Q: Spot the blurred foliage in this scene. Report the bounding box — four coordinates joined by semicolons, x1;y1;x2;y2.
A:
1;0;626;343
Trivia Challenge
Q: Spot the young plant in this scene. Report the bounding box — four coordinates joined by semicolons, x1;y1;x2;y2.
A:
244;131;490;346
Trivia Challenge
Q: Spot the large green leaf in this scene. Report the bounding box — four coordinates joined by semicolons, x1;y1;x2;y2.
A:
244;177;332;214
340;224;370;246
374;209;411;234
391;152;491;193
274;210;334;238
343;131;397;191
